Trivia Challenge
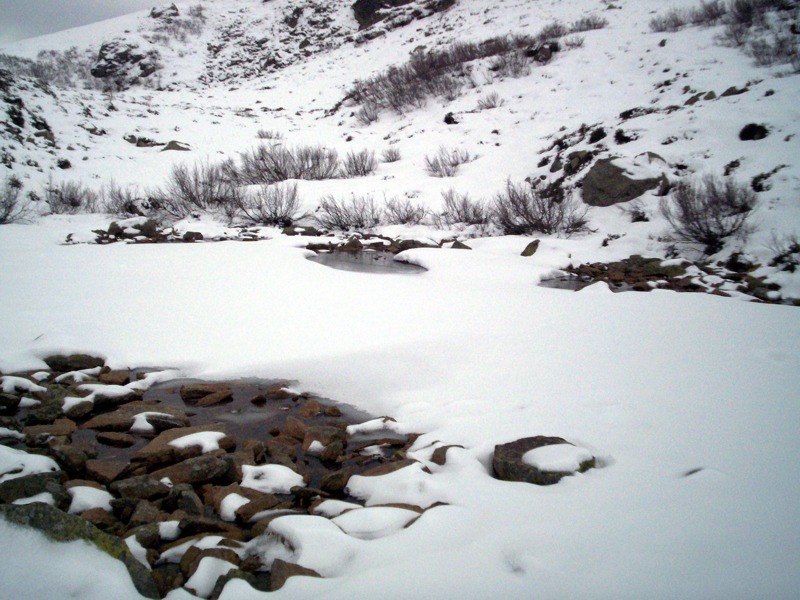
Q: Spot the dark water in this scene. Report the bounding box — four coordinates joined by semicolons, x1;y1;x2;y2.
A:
308;250;426;274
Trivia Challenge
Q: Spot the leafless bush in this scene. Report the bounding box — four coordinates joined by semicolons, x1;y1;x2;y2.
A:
237;144;341;185
490;50;532;77
425;146;473;177
564;36;586;49
0;46;101;89
103;180;145;216
689;0;728;25
493;180;588;235
355;101;379;126
151;4;207;44
659;175;758;254
381;147;402;163
570;15;609;32
537;21;569;42
434;189;490;227
44;178;100;214
348;33;538;115
649;8;689;32
238;182;301;226
316;194;383;230
767;232;800;272
619;199;650;223
256;129;283;140
383;197;427;225
341;149;377;177
151;161;241;219
748;25;800;70
1;175;31;224
477;92;503;110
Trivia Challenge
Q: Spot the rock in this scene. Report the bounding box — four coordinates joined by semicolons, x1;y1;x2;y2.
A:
85;459;128;485
162;141;191;152
133;424;232;466
65;400;94;420
152;563;185;597
739;123;768;141
197;390;233;407
25;401;63;426
182;547;240;579
97;432;136;447
160;483;204;516
581;158;666;207
444;112;458;125
492;436;595;485
320;467;355;493
0;471;67;504
180;384;232;403
303;425;344;448
91;39;160;86
48;443;90;474
149;452;231;486
520;240;540;257
129;500;165;528
451;240;472;250
24;418;77;440
270;558;321;591
0;392;20;414
0;503;160;598
430;444;465;466
283;416;307;441
84;403;189;432
110;475;170;500
234;493;282;523
319;440;345;462
98;370;131;386
297;399;321;418
178;516;245;540
150;3;179;19
43;354;104;373
80;507;121;533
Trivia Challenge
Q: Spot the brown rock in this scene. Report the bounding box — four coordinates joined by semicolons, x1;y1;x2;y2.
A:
110;475;170;500
179;384;232;403
24;418;77;439
97;432;136;447
99;370;131;386
49;443;89;473
197;390;234;407
65;478;106;491
133;424;232;467
80;507;121;532
178;516;245;540
359;459;423;477
129;500;164;527
64;401;94;420
320;467;355;493
85;459;128;485
430;445;465;466
149;452;231;485
270;558;321;591
283;416;307;441
324;406;342;417
319;440;344;462
83;403;188;432
297;399;321;418
234;493;282;523
303;425;344;448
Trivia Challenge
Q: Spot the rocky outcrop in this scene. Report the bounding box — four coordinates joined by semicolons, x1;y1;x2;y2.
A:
91;39;161;88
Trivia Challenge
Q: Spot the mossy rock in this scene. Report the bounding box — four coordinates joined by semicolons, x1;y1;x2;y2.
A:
0;503;160;598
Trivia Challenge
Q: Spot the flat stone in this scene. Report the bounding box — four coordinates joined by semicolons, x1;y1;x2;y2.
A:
83;402;188;432
0;471;67;504
149;452;231;485
297;399;321;418
23;418;77;439
179;383;232;402
303;425;344;448
110;475;170;500
234;493;282;523
133;424;232;466
283;416;307;441
85;459;128;485
359;459;421;477
44;354;105;373
196;390;234;407
97;432;136;447
430;445;465;466
98;370;131;386
178;516;245;540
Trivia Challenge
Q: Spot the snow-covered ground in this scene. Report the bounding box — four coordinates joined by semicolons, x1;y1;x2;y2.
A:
1;0;799;598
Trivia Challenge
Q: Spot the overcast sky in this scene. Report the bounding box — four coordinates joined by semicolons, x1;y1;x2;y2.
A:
0;1;158;45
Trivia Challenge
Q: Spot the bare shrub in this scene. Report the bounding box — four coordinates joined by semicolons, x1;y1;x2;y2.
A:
659;175;758;254
381;147;402;163
619;199;650;223
537;21;569;42
1;175;31;224
384;197;426;225
570;15;609;32
44;178;100;214
316;194;383;230
256;129;283;140
490;50;532;76
564;36;586;49
493;180;588;235
152;161;241;219
434;189;490;227
342;149;377;177
689;0;728;25
767;232;800;272
239;182;301;227
649;8;689;32
477;92;503;110
355;101;379;126
425;146;473;177
103;180;145;216
748;27;800;70
237;144;340;185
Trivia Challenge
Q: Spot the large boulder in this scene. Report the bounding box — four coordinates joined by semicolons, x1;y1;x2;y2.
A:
581;156;667;207
91;39;161;88
493;436;595;485
0;503;160;598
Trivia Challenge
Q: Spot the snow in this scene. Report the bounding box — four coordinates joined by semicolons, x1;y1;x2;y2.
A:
158;520;181;541
1;376;46;394
310;500;362;518
332;506;419;540
184;557;238;599
0;427;24;440
0;445;60;483
125;535;151;571
67;486;114;514
12;492;55;506
169;431;227;453
219;493;250;522
521;444;595;473
129;411;174;433
241;465;306;495
0;0;799;598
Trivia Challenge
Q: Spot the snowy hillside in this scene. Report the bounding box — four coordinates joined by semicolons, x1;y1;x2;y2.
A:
1;0;799;599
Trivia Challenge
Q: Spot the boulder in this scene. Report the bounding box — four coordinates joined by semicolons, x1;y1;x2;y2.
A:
493;436;595;486
149;452;231;485
43;354;104;373
180;383;232;402
270;558;321;591
0;392;20;414
110;475;170;500
97;432;136;447
0;503;160;598
91;39;160;84
132;424;233;466
520;240;540;257
581;158;666;207
0;471;67;505
162;141;191;152
83;403;189;432
85;459;128;485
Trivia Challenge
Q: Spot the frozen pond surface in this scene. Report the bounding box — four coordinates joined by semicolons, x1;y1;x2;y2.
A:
308;250;426;275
